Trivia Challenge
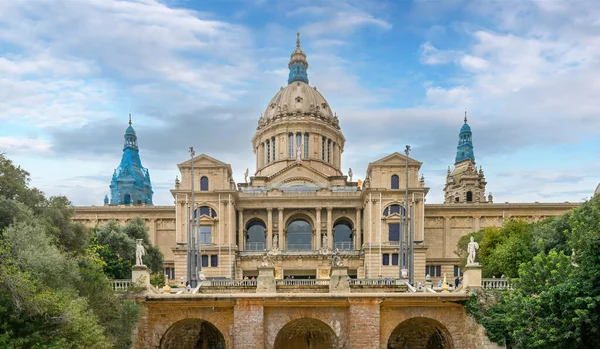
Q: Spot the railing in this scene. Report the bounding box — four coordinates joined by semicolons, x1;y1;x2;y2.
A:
482;278;513;290
350;278;399;286
206;280;257;287
287;244;312;251
388;240;400;246
245;242;266;251
334;242;353;250
110;279;132;292
276;279;330;286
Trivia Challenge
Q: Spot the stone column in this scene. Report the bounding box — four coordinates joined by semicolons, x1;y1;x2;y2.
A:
443;216;451;258
238;209;244;251
228;199;233;245
327;206;333;250
267;208;273;250
355;207;361;249
315;207;322;250
278;207;284;250
148;219;157;245
234;300;264;348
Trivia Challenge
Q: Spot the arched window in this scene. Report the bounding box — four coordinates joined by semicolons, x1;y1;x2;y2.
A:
272;137;276;162
466;191;473;202
194;206;217;218
327;139;331;162
383;204;405;216
333;219;353;250
391;175;399;189
246;220;266;251
321;136;326;160
200;176;209;191
304;133;309;158
287;219;312;251
266;140;271;164
124;193;131;205
288;133;294;158
137;199;142;204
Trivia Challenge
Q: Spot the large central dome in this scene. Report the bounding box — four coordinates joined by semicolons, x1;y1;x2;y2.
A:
252;33;345;178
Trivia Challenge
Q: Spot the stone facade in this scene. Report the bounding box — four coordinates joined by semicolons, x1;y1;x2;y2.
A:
135;293;503;349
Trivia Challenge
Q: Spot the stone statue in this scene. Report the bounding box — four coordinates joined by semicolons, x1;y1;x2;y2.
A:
135;239;146;266
330;249;343;267
348;168;353;182
322;234;328;250
295;144;302;161
467;236;479;265
261;253;273;268
244;168;249;183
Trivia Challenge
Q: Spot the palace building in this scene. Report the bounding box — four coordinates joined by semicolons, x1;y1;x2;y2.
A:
74;34;580;286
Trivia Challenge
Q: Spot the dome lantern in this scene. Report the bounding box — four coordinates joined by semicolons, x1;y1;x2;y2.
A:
288;32;309;84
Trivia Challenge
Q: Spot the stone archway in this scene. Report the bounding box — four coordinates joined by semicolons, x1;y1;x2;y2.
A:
274;318;338;349
160;318;226;349
387;317;452;349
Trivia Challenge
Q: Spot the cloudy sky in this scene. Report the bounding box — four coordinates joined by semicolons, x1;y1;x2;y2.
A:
1;0;599;206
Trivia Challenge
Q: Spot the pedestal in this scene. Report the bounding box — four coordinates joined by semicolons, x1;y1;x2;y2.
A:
463;264;483;289
329;266;350;293
132;265;151;288
256;267;276;293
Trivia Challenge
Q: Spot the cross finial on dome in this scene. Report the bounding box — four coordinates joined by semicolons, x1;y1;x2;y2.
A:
129;113;132;125
296;32;301;48
464;110;467;123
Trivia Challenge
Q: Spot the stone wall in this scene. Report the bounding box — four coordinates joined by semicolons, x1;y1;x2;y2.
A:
137;294;504;349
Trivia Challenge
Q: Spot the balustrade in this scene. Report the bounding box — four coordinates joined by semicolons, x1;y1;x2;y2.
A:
276;279;329;286
482;278;512;290
110;279;132;292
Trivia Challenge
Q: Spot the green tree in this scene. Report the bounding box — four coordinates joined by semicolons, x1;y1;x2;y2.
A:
465;197;600;349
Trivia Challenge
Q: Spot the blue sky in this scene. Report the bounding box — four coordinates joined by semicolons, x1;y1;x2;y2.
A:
1;0;599;205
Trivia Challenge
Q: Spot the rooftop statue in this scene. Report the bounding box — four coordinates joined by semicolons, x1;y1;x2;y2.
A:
330;249;343;268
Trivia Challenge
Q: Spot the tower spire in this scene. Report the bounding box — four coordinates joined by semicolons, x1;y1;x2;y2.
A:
464;110;467;123
455;112;474;163
288;32;309;84
129;113;132;125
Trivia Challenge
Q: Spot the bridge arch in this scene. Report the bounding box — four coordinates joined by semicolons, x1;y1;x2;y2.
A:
274;317;338;349
160;318;226;349
387;317;452;349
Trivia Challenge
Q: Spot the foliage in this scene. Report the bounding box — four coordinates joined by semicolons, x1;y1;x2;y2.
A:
0;153;142;347
94;217;164;283
463;197;600;349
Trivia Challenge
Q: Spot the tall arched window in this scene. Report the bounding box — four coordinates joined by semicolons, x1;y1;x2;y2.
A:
200;176;209;191
288;133;294;158
304;133;309;158
391;175;399;189
272;137;276;162
246;220;266;251
287;219;312;251
266;140;271;164
466;191;473;202
333;219;353;250
194;206;217;218
383;204;406;216
327;139;331;162
124;193;131;205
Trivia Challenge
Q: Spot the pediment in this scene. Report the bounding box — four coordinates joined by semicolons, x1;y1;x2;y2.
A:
178;154;231;169
367;152;422;171
266;162;330;185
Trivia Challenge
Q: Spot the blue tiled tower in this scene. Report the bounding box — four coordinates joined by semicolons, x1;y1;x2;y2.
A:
455;113;475;163
108;115;153;205
444;112;489;204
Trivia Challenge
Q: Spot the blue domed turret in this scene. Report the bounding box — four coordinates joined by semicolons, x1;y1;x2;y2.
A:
288;32;309;85
455;112;475;163
107;114;153;205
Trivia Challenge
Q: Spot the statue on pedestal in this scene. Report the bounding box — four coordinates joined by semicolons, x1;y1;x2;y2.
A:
261;253;273;268
467;236;479;265
330;249;343;267
348;168;353;182
273;234;279;250
296;144;302;162
244;168;249;183
135;239;146;266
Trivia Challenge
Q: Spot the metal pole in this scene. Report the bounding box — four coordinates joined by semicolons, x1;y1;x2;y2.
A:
186;195;190;285
404;145;410;281
189;147;197;288
410;202;415;285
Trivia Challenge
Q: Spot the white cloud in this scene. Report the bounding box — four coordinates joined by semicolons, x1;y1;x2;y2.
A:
419;42;459;65
0;136;52;155
460;55;488;71
426;86;471;106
